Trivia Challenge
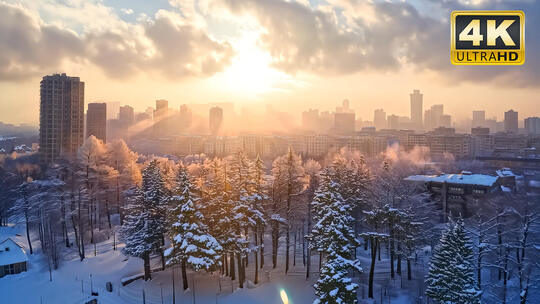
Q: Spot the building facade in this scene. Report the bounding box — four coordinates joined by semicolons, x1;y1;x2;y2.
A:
86;103;107;142
410;89;423;129
39;73;84;163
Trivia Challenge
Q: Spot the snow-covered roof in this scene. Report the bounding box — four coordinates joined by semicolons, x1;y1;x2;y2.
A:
0;238;28;265
496;168;515;178
405;173;499;187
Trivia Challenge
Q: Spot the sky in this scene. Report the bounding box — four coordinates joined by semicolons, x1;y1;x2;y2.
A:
0;0;538;126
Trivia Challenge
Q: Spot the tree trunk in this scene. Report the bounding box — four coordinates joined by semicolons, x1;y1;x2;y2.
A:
285;225;290;273
143;252;151;281
181;259;188;290
272;222;278;269
259;226;264;269
230;252;236;281
237;252;244;288
397;241;402;275
24;212;33;254
390;239;395;278
254;230;259;284
319;251;322;273
293;227;297;267
225;253;229;276
368;237;377;299
407;258;411;280
105;200;112;229
161;249;166;271
302;222;306;266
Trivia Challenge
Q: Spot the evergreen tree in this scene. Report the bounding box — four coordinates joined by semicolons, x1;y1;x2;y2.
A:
121;159;167;280
309;169;361;304
425;218;481;304
165;165;222;290
314;254;360;304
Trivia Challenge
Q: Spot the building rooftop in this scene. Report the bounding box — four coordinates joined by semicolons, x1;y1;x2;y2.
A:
405;172;499;187
0;238;28;266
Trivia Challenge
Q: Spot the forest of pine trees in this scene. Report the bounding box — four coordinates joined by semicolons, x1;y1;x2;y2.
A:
3;137;538;303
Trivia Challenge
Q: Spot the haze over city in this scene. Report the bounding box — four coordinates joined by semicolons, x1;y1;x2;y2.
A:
0;1;539;304
0;0;539;126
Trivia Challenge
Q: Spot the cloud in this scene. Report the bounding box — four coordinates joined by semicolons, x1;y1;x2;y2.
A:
218;0;540;86
0;1;234;81
121;8;133;15
0;2;84;80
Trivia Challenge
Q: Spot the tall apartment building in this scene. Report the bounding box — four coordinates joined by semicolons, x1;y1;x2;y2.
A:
374;109;387;130
472;111;486;128
334;112;355;134
440;114;452;128
424;104;444;131
86;103;107;142
504;110;518;134
154;99;169;137
209;106;223;136
119;105;134;127
302;109;319;131
524;117;540;134
39;73;84;163
387;115;400;130
410;89;423;129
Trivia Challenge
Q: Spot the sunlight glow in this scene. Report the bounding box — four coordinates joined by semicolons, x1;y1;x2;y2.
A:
217;31;289;97
280;289;289;304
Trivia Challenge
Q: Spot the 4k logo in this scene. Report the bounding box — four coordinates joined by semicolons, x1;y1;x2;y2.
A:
451;11;525;65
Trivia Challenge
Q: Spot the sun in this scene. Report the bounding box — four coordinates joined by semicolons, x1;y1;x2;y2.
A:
215;32;289;97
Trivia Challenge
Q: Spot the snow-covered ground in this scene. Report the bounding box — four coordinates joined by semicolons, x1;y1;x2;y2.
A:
0;224;320;304
5;221;524;304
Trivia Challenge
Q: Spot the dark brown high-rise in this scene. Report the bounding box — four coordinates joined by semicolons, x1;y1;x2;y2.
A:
86;103;107;142
39;73;84;163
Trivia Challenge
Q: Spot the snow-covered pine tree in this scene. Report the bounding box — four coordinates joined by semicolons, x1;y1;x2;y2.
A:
309;169;361;304
425;218;481;304
313;254;360;304
165;165;222;290
121;159;167;280
251;154;267;283
121;186;155;280
271;148;305;274
307;168;359;258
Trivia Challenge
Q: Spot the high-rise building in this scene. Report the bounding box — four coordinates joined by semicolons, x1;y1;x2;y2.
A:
106;102;120;120
209;106;223;135
336;99;353;113
302;109;319;131
410;89;423;129
374;109;387;130
154;99;169;137
39;73;84;163
387;115;400;130
472;111;486;128
334;112;355;134
504;110;518;134
179;104;192;130
524;117;540;134
440;114;452;128
424;104;444;130
86;103;107;142
119;105;135;127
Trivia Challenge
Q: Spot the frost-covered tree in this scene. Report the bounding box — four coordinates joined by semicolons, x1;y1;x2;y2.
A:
313;254;360;304
121;160;168;280
308;169;358;258
165;165;222;290
425;218;481;304
309;169;361;304
271;149;305;273
303;159;321;279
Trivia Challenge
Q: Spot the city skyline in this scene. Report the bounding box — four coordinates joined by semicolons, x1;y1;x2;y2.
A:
0;0;539;125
